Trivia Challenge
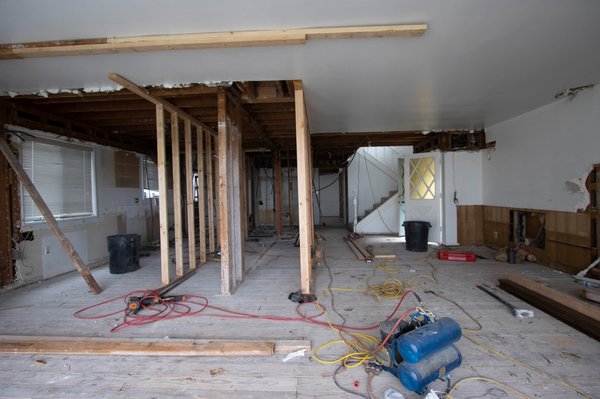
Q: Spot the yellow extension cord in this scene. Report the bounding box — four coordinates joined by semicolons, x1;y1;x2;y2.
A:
312;259;593;399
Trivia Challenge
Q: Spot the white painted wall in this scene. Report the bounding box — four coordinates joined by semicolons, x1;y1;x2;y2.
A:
13;139;158;284
443;151;483;245
315;171;341;218
483;86;600;212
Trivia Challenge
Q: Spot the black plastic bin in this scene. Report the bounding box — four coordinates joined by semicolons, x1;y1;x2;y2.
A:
402;221;431;252
107;234;140;274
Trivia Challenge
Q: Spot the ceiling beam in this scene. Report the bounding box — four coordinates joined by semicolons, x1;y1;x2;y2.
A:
224;90;276;150
0;24;427;60
107;73;216;136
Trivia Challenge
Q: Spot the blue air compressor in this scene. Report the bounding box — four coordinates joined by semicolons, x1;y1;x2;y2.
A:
377;315;463;394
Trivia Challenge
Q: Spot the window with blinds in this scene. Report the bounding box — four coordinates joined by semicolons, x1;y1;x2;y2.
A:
21;138;95;223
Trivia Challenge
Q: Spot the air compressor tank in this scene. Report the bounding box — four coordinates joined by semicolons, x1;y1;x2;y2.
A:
397;344;462;393
394;317;462;363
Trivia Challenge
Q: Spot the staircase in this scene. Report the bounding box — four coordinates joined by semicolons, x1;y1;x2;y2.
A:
358;191;398;222
348;146;406;234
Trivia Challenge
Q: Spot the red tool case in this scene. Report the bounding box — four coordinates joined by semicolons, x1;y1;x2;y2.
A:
437;250;477;262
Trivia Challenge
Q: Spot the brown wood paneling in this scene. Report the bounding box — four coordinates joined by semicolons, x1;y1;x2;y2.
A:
483;205;592;274
457;205;484;245
114;151;140;188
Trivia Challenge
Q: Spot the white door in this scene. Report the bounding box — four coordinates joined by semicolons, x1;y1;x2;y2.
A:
403;152;443;243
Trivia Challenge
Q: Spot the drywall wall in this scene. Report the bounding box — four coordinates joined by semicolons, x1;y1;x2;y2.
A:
442;151;483;245
483;86;599;212
347;146;413;231
13;141;157;284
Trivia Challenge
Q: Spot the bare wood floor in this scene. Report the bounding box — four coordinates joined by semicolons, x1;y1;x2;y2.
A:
0;227;598;398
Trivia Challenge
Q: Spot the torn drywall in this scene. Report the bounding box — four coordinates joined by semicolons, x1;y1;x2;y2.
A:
564;165;593;211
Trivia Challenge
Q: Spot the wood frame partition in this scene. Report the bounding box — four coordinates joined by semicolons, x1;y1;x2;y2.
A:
109;73;219;285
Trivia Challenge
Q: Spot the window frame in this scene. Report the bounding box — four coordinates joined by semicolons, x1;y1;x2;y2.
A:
8;125;99;228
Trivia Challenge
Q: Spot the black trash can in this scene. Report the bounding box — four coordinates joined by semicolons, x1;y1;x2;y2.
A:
402;221;431;252
107;234;140;274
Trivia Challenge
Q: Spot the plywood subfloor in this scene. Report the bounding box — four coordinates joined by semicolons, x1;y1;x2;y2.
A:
0;227;598;398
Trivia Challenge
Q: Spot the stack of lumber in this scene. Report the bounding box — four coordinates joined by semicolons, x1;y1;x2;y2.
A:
344;235;373;262
499;274;600;340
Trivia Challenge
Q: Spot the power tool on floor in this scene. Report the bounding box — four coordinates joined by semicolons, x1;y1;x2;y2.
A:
371;311;463;395
127;276;190;314
127;294;187;314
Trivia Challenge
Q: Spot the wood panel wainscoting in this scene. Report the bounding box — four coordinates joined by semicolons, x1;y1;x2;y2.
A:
457;205;594;275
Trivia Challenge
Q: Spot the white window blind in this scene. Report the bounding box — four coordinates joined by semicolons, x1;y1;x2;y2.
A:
21;138;95;223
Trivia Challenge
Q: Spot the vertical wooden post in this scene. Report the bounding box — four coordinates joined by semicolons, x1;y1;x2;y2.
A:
0;138;101;294
273;150;283;237
196;126;207;264
240;151;248;242
206;131;215;253
294;81;314;294
231;105;244;282
171;113;184;276
184;118;196;270
217;89;245;294
217;90;233;294
287;149;293;228
214;142;221;250
0;114;15;287
156;105;170;285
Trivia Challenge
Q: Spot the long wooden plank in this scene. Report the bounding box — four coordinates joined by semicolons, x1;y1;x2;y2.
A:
0;336;274;357
499;274;600;340
171;113;184;277
196;126;207;264
0;139;101;294
206;131;215;253
184;118;196;270
273;150;283;237
155;105;170;285
2;25;427;59
294;81;313;294
0;335;310;356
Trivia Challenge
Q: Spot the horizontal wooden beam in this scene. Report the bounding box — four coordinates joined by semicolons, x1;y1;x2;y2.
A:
0;24;427;59
0;336;312;356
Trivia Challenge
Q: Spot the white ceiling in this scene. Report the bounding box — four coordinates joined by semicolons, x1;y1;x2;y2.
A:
0;0;599;133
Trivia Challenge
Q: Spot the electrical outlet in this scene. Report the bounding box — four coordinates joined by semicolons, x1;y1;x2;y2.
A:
44;246;51;255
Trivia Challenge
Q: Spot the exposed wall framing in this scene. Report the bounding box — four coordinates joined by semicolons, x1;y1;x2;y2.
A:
108;73;219;285
217;89;245;295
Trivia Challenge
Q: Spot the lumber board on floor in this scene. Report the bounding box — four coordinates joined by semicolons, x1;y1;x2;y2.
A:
580;288;600;303
499;274;600;340
0;336;310;356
